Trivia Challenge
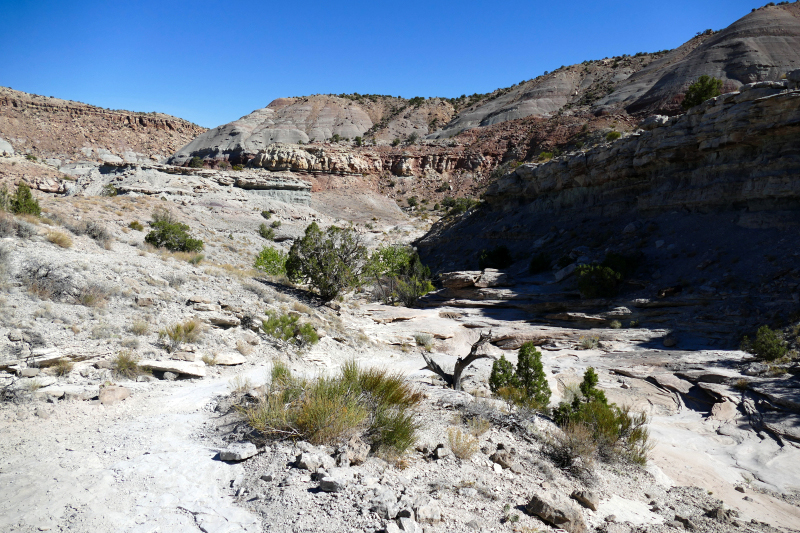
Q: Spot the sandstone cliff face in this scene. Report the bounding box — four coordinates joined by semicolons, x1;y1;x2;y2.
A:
484;81;800;222
0;87;205;164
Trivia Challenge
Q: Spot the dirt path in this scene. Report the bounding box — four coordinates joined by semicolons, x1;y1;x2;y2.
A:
0;376;262;533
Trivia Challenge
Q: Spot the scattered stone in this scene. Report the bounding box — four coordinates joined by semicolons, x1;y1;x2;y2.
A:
135;296;154;307
35;407;50;419
734;486;745;493
336;435;370;466
489;449;515;469
571;489;600;511
663;336;678;347
220;442;258;462
260;473;273;482
170;351;198;362
138;360;206;378
18;368;41;377
214;352;246;365
413;495;441;523
162;372;178;381
433;444;452;460
397;517;422;533
296;452;322;471
674;515;697;530
205;313;241;327
99;385;130;405
319;476;347;492
526;492;587;533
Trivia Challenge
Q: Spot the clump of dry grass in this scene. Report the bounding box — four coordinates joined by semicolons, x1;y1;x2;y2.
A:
46;230;73;248
76;283;111;307
447;427;479;459
112;350;143;379
158;318;203;352
129;319;149;336
52;358;74;376
229;374;252;393
236;339;254;356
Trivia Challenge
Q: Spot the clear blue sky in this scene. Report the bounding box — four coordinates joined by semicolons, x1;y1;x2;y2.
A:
0;0;766;128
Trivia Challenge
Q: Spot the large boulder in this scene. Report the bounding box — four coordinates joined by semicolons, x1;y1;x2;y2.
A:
526;492;587;533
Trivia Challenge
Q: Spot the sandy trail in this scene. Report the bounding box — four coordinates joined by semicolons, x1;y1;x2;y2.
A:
0;375;265;533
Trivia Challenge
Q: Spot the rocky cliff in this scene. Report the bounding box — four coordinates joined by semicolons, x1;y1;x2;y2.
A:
0;87;205;164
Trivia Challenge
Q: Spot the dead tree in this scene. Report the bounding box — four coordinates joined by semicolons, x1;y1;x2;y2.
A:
421;331;494;391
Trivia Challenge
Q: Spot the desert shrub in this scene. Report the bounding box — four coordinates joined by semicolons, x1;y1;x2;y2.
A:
52;358;74;376
244;361;421;452
19;260;75;301
576;265;622;298
366;245;434;307
552;367;652;466
112;350;142;379
258;223;275;240
391;138;401;147
254;246;287;276
478;245;513;270
538;151;554;161
443;197;480;217
448;427;478;459
529;253;551;274
579;336;599;350
25;154;37;161
741;325;787;362
261;210;272;220
129;319;149;336
76;283;110;307
489;342;551;410
9;183;41;216
609;320;622;329
286;223;368;301
262;310;319;347
407;196;419;208
46;230;73;248
16;220;37;239
158;318;203;352
145;209;203;253
606;131;621;142
543;421;597;474
270;220;281;229
188;156;204;168
681;75;723;110
129;220;144;231
231;164;243;171
71;220;112;245
413;332;433;348
101;184;118;197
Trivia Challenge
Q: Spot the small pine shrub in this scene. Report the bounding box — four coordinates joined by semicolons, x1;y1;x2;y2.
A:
489;342;551;410
261;210;272;220
261;310;319;347
478;245;513;270
576;265;622;298
682;75;723;110
188;156;204;168
10;183;41;216
254;246;287;276
259;223;275;240
145;209;203;253
741;325;787;362
552;367;652;466
270;220;282;229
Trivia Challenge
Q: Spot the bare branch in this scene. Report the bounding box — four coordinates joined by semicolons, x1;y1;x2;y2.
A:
420;330;494;391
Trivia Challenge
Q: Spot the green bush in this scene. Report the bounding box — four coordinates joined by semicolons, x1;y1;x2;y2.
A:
270;220;281;229
144;208;203;252
489;342;551;410
354;136;363;147
478;245;513;270
259;223;275;240
231;164;244;171
286;222;368;301
254;246;287;276
25;154;37;161
366;245;434;307
262;310;319;347
9;183;41;216
261;210;272;220
552;367;651;466
576;265;622;298
606;131;621;142
128;220;144;231
442;197;479;217
407;196;419;208
529;253;551;274
101;184;118;197
188;156;204;168
391;138;401;147
158;319;203;353
681;75;723;110
742;325;787;362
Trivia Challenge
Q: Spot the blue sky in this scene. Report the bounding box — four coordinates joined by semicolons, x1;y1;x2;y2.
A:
0;0;766;128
